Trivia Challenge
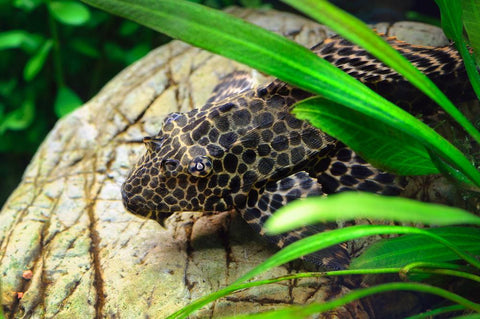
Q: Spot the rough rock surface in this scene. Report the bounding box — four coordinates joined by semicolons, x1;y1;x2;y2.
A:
0;7;467;318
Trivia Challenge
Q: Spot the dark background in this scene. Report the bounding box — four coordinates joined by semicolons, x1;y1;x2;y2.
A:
0;0;441;207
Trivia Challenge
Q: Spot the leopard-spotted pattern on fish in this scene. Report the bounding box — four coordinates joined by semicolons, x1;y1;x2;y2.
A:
121;35;474;270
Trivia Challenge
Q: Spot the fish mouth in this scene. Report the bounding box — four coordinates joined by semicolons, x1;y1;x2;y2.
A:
124;203;174;227
121;186;174;227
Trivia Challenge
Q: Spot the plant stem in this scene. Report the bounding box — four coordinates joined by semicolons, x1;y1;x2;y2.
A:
47;0;65;87
406;305;467;319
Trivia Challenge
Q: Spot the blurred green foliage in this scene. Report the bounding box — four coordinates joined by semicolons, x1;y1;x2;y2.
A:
0;0;164;153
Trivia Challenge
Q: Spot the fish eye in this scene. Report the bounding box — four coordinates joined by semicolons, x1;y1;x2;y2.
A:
188;156;212;177
162;159;180;171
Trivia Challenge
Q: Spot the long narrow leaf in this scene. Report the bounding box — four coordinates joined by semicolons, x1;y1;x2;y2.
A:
351;227;480;268
293;95;480;189
232;283;480;318
234;225;480;285
462;0;480;64
80;0;480;187
406;305;469;319
283;0;480;146
79;0;359;96
168;270;402;319
436;0;480;101
168;224;480;318
265;193;480;234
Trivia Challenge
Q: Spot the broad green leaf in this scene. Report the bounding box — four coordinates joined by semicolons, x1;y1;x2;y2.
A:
0;30;42;52
265;193;480;235
293;97;437;175
0;95;35;133
54;86;83;117
462;0;480;65
49;1;91;26
0;31;29;50
78;0;480;187
23;39;53;81
351;227;480;269
282;0;480;148
436;0;480;102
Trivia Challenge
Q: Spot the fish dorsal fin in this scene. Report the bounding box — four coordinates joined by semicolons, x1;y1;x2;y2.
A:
312;35;464;84
206;71;259;104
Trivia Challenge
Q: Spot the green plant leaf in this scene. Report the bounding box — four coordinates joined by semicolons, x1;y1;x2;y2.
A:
119;20;140;36
78;0;356;91
0;79;18;97
103;42;124;62
239;0;267;8
282;0;480;149
0;94;35;133
294;97;479;187
427;148;478;189
435;0;480;101
49;1;92;26
0;30;42;52
351;227;480;269
265;192;480;235
434;0;462;39
453;315;480;319
405;11;441;27
78;0;480;187
461;0;480;65
69;38;101;58
407;305;469;319
54;86;83;117
169;223;480;318
23;39;53;81
231;283;480;318
13;0;43;11
124;43;150;64
0;30;30;50
236;225;480;285
293;97;438;175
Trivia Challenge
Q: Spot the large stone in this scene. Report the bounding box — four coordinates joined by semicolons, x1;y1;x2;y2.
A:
0;7;474;318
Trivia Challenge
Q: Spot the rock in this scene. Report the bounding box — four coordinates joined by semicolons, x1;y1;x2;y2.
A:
0;7;471;318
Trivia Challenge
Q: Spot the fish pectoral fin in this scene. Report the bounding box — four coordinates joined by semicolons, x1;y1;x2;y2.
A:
243;171;322;231
240;171;350;270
